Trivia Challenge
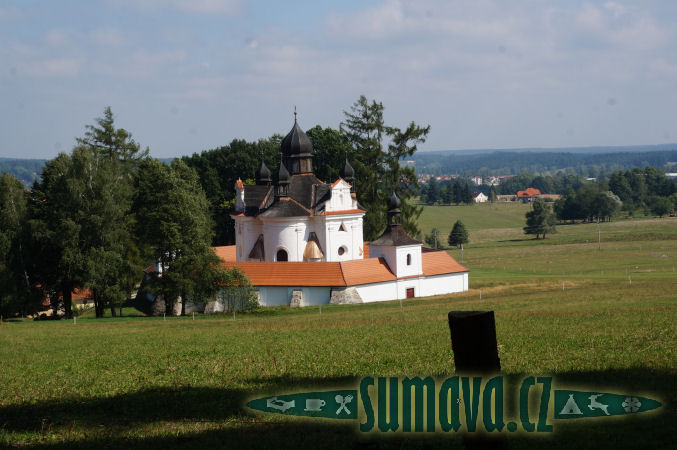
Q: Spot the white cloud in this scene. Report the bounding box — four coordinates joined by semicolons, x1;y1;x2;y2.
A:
18;57;84;77
109;0;241;14
89;27;128;46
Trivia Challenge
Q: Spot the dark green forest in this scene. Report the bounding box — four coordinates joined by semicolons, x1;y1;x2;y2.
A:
412;149;677;177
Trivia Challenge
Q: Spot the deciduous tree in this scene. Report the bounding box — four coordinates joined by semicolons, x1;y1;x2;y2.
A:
523;198;557;239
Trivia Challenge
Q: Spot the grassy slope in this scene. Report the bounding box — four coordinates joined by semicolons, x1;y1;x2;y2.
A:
0;208;675;449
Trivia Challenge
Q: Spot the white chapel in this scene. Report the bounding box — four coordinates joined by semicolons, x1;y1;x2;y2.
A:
216;117;468;307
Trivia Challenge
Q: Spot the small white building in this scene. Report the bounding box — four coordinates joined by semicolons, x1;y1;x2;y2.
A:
473;192;488;203
219;117;468;307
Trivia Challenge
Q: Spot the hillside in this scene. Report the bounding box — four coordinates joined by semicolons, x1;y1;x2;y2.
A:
412;149;677;176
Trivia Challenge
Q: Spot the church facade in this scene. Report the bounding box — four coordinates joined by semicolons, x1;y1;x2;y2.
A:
215;118;468;307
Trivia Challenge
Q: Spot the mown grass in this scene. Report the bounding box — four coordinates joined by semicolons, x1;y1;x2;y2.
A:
0;215;676;449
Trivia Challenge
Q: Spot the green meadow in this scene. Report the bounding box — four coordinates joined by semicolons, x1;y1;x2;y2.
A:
1;205;676;449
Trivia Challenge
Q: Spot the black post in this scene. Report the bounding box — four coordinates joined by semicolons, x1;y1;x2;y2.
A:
448;311;508;449
448;310;501;374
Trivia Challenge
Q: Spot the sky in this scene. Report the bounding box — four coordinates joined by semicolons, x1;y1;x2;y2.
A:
2;0;677;159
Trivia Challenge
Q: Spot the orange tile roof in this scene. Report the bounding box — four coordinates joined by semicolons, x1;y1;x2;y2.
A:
340;258;396;285
212;246;467;287
222;261;346;286
214;246;237;261
421;251;468;276
517;187;541;197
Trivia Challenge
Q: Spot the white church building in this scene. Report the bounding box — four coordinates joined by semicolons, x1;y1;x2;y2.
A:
214;117;468;307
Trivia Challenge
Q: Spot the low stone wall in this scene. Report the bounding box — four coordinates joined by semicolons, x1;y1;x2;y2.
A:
329;287;363;305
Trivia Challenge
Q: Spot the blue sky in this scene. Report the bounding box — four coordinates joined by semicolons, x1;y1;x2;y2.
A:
2;0;677;158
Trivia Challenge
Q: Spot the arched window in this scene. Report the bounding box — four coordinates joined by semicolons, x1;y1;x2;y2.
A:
406;254;412;265
338;246;347;256
276;249;288;262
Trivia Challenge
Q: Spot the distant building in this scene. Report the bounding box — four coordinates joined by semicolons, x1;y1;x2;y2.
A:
473;192;488;203
516;187;541;202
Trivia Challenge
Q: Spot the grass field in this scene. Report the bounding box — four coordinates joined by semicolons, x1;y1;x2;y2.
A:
1;206;676;449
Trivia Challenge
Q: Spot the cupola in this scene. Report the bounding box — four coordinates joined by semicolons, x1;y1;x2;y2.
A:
256;160;272;185
280;112;313;175
340;158;355;193
276;160;290;197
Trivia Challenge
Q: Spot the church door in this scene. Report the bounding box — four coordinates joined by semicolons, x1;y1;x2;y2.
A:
406;288;415;298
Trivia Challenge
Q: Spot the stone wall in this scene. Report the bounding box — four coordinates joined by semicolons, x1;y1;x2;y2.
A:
329;287;363;305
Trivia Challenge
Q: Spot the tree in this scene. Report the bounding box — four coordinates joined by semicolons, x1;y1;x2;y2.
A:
592;191;622;222
448;220;469;248
0;173;38;317
341;95;430;240
452;179;463;205
650;196;673;218
76;106;149;165
462;181;473;204
442;183;453;204
306;126;350;184
29;108;147;318
182;136;281;246
425;178;440;205
135;159;216;315
424;228;440;249
523;199;557;239
488;185;497;204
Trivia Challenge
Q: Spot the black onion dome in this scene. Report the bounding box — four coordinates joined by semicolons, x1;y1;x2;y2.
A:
255;160;271;181
387;191;401;210
340;158;355;179
277;161;290;184
281;121;313;156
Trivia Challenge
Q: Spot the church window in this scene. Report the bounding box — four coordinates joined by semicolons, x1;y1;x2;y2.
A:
407;254;412;265
276;249;288;262
338;246;347;256
338;223;347;232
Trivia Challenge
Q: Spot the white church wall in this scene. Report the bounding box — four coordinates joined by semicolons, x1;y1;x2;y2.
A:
367;246;397;273
263;219;308;262
395;245;422;277
355;281;399;303
324;180;353;212
322;215;364;262
396;278;422;299
236;217;263;261
418;272;468;297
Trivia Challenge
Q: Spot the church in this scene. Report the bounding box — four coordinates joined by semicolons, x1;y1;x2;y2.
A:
214;117;468;307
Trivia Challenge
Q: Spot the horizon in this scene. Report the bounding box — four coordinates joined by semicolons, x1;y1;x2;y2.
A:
2;1;677;159
2;142;677;162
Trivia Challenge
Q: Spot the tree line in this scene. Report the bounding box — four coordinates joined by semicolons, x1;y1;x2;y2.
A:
413;149;677;178
419;177;496;205
0;108;247;319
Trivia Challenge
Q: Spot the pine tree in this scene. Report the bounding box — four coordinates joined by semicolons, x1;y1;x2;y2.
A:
448;220;469;248
488;185;497;204
452;179;463;205
342;95;430;240
463;181;473;204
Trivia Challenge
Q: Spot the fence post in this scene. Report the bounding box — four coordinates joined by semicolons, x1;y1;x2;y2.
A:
448;311;507;449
